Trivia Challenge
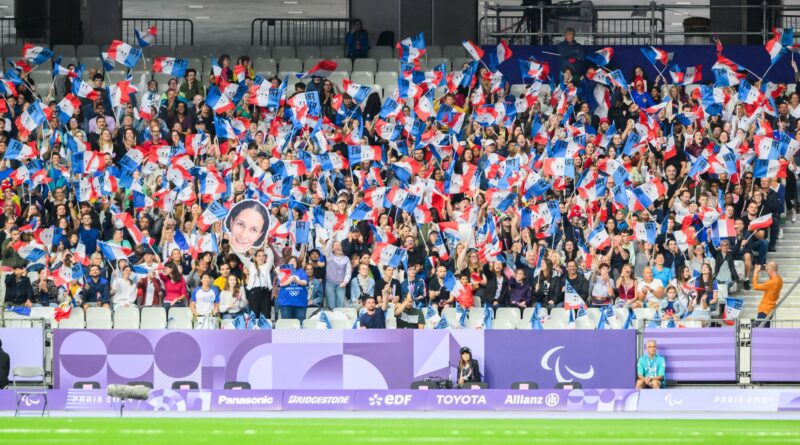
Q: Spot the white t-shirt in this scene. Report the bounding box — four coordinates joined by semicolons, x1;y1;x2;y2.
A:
191;286;220;316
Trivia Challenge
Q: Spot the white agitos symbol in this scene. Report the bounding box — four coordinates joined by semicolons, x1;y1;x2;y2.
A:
665;393;683;407
541;346;595;383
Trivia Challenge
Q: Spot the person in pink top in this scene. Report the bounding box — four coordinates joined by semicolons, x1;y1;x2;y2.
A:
159;263;188;311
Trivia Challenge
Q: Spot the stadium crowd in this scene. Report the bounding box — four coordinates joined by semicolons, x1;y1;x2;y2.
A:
0;26;796;329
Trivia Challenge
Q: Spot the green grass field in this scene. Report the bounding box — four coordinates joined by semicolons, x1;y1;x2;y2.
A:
1;419;800;445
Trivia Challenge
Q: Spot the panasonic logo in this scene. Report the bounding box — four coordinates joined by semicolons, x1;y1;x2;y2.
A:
286;396;350;404
217;395;274;405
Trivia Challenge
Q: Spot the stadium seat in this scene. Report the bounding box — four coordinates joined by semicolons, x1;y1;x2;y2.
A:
614;306;630;322
425;46;443;58
511;381;538;389
633;308;656;325
320;46;344;58
171;381;199;390
225;46;248;58
427;57;451;71
327;71;349;86
441;307;459;325
368;47;392;59
73;381;101;389
510;84;526;97
303;58;322;71
555;382;582;390
495;307;521;323
334;307;357;320
350;71;375;86
58;56;79;69
467;308;485;322
271;46;296;60
515;318;533;329
371;84;383;99
279;58;303;73
575;316;595;330
378;58;399;72
443;44;467;60
465;318;484;329
521;307;536;322
278;71;301;81
56;318;85;329
140;307;167;329
167;307;193;329
52;44;76;58
174;45;198;58
331;319;352;329
2;43;22;59
332;57;352;72
253;57;277;75
187;57;203;72
542;318;566;329
76;44;100;58
353;58;377;73
297;46;320;59
149;45;173;57
586;308;601;324
275;319;301;329
302;318;319;329
113;306;140;329
375;71;398;90
224;381;251;390
491;319;516;329
548;308;571;324
86;306;111;324
452;57;472;71
79;56;102;70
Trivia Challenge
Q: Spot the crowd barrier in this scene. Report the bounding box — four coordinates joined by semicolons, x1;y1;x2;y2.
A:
4;328;799;390
499;45;795;85
4;388;800;412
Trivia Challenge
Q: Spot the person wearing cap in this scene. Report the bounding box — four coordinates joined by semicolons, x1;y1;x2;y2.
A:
342;226;368;259
456;347;482;388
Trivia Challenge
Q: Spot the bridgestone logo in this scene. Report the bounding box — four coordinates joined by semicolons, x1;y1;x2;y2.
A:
217;395;274;405
287;396;350;404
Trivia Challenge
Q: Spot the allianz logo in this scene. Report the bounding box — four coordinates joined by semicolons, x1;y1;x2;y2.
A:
504;393;560;407
435;394;487;405
369;394;413;406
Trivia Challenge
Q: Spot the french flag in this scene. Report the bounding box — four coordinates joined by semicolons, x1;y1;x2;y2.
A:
11;241;47;263
396;32;426;63
134;26;157;47
519;57;549;81
98;241;132;262
114;212;144;245
107;40;142;69
713;67;744;87
3;138;37;161
53;57;79;79
22;43;53;65
371;242;407;268
153;57;188;77
342;78;371;104
587;224;610;250
296;59;338;79
495;39;513;65
748;214;773;231
585;47;613;67
754;159;785;179
668;64;702;85
462;40;484;62
206;86;235;114
712;218;736;241
765;28;785;65
484;189;517;212
640;46;671;66
414;88;435;121
56;94;81;124
634;221;658;244
197;201;230;231
564;281;585;310
71;150;105;175
15;101;47;139
72;79;100;101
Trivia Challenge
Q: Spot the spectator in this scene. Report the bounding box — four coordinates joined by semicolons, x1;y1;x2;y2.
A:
240;249;274;321
277;258;309;323
556;28;583;75
5;264;33;307
456;347;482;389
219;275;247;320
753;262;783;328
136;270;164;307
345;19;369;60
0;339;8;389
508;268;532;314
324;240;352;309
110;265;137;310
159;263;188;311
659;285;686;322
589;263;615;307
636;340;665;389
190;272;220;329
82;265;110;310
394;294;425;329
359;295;387;329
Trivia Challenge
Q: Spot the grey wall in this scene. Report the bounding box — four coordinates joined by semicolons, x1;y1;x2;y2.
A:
80;0;123;44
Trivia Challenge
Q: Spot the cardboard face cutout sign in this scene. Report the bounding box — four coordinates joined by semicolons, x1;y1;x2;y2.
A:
224;199;270;253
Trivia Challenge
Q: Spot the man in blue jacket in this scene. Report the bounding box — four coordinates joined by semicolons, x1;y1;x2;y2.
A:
557;28;584;75
82;265;110;310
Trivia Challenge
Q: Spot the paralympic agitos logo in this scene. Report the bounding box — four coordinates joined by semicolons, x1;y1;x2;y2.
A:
540;346;595;383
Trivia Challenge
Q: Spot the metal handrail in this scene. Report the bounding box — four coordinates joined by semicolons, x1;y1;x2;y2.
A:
122;18;194;46
251;18;351;47
764;275;800;323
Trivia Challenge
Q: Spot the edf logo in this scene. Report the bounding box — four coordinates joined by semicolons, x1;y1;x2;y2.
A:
370;394;413;406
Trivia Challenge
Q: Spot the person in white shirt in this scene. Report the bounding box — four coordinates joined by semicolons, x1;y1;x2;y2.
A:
110;266;137;310
190;272;219;328
219;274;247;319
238;249;274;320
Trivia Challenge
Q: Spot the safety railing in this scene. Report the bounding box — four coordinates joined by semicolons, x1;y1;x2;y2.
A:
480;2;800;46
0;18;18;48
122;18;194;46
251;18;351;47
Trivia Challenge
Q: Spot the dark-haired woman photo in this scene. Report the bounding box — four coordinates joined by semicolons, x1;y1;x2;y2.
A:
225;199;270;253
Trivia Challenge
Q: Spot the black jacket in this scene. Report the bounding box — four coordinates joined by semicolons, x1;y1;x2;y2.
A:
5;274;33;305
713;250;740;283
0;349;9;388
483;274;510;306
458;359;482;383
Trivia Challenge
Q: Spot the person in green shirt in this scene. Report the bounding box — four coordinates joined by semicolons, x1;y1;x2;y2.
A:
636;340;666;389
394;294;425;329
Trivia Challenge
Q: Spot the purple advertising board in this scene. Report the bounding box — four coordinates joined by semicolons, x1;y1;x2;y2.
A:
55;329;636;390
0;328;44;381
642;328;737;382
484;330;636;389
751;328;800;383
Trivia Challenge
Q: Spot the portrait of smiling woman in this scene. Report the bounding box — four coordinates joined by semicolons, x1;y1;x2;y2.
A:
224;199;270;253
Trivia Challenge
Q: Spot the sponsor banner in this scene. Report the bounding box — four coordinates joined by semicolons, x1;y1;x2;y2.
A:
642;328;737;382
424;390;494;410
211;390;282;411
484;330;636;389
751;328;800;383
282;390;354;410
0;328;45;382
52;329;638;390
637;389;788;412
352;390;427;410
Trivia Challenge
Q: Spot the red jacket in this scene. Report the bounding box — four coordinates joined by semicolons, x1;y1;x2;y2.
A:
136;276;163;306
